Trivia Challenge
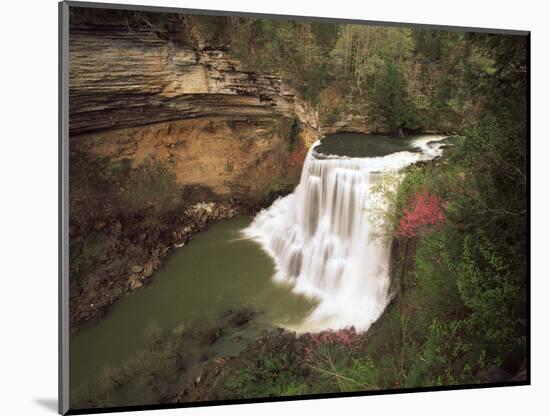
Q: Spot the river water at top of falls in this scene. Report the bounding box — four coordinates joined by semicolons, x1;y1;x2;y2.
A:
243;134;446;332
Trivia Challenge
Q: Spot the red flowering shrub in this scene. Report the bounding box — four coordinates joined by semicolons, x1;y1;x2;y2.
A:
397;189;445;238
304;328;363;362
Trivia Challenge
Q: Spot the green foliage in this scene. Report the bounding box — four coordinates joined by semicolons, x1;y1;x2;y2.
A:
230;18;337;103
308;354;381;393
367;62;420;131
358;34;527;390
70;152;179;223
321;106;342;125
222;351;308;398
456;235;524;347
153;15;526;134
70;234;117;282
288;118;301;151
301;62;334;103
72;324;190;408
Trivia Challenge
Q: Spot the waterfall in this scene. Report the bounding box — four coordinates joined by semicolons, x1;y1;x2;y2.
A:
244;135;445;332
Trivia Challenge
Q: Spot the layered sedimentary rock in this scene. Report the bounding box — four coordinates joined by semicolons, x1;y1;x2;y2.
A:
69;29;316;135
69;16;318;200
320;114;386;135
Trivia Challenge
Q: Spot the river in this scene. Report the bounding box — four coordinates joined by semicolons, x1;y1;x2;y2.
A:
70;216;316;397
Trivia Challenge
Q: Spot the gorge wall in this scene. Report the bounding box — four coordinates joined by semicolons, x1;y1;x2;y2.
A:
70;12;319;202
320;114;382;136
68;9;320;331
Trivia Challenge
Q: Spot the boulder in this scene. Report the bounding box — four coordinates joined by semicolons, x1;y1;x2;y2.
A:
200;327;223;345
131;264;143;273
225;306;256;327
143;264;154;278
93;221;107;231
128;275;142;291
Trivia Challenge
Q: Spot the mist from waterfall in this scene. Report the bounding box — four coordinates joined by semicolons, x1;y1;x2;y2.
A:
243;135;446;333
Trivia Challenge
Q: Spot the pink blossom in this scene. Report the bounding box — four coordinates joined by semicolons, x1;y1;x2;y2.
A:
397;188;445;238
304;327;363;361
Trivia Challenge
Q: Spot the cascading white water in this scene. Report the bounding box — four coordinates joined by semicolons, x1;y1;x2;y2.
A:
244;135;446;333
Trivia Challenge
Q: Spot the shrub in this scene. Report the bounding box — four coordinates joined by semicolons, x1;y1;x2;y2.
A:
396;188;445;238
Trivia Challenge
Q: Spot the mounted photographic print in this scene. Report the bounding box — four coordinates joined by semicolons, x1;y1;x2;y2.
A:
58;1;530;414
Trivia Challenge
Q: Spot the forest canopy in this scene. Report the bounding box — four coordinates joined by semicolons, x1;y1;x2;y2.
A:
181;15;509;133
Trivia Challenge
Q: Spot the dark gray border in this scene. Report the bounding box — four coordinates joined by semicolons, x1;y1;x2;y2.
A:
58;1;530;415
59;1;70;415
62;0;529;35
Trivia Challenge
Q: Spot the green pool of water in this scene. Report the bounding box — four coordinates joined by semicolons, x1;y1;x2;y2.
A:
315;132;423;158
70;216;315;396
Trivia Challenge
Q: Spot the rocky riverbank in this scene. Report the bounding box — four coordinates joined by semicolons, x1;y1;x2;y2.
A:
173;326;309;403
69;197;283;333
320;114;374;135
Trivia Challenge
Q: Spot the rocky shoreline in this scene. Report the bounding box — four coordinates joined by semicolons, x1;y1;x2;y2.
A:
69;196;281;334
173;326;307;403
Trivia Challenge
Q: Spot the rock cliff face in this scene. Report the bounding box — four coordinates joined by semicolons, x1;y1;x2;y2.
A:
69;19;319;203
320;114;390;135
70;26;317;135
68;9;319;331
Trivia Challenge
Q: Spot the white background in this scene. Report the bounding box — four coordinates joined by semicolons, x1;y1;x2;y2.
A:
1;0;548;414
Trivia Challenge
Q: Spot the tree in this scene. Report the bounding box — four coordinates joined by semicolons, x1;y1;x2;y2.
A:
368;61;420;132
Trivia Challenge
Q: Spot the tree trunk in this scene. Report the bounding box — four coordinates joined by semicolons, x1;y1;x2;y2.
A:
400;239;408;297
